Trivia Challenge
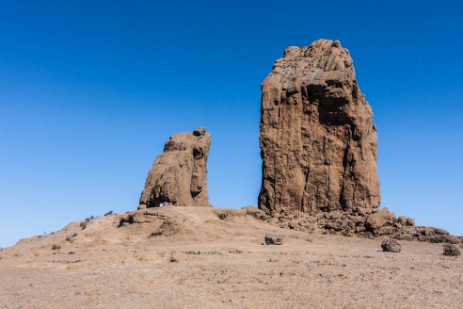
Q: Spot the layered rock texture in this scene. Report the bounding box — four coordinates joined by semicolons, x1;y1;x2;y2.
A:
138;127;211;209
259;39;380;214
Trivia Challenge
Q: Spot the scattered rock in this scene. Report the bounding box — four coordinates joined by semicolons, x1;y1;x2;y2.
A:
264;234;283;245
259;39;380;214
381;238;402;253
138;127;211;209
118;210;179;238
216;211;229;220
443;244;460;256
397;216;415;226
104;210;113;216
242;206;269;221
365;208;396;234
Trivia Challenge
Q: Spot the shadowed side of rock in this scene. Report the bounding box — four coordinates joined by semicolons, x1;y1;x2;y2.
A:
138;127;211;209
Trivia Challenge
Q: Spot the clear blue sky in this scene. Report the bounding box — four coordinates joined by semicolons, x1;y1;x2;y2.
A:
1;0;462;247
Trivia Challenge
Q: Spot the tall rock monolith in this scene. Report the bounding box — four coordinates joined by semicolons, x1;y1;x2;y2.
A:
259;39;380;214
138;127;211;209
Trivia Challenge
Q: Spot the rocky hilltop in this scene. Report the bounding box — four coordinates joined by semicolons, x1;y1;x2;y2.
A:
138;127;211;209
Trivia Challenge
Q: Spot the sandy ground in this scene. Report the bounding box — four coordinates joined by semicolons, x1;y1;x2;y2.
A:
1;206;462;308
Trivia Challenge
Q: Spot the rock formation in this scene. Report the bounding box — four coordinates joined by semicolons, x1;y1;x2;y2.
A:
138;127;211;209
258;39;459;243
259;39;380;214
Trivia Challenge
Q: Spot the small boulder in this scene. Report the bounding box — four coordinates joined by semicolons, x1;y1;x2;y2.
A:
381;238;402;253
443;244;460;256
405;217;415;226
366;208;395;232
193;126;206;136
398;216;415;227
264;234;283;245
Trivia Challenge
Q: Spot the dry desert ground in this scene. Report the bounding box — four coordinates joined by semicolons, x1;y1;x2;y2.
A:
1;206;462;308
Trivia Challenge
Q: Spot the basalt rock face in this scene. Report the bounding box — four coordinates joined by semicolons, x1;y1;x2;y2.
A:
138;127;211;209
259;39;380;214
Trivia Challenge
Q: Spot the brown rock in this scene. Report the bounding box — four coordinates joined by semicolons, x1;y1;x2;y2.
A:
397;216;407;225
365;208;396;233
259;39;380;214
381;238;402;253
443;244;461;256
138;127;211;209
264;234;283;245
405;218;415;226
398;216;415;227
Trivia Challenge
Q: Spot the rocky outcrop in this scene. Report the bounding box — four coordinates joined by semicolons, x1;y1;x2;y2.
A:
265;206;458;243
138;127;211;209
259;39;380;214
258;39;458;243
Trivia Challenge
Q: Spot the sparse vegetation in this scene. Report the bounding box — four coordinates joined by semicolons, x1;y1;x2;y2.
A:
183;250;225;256
80;216;95;230
443;244;460;256
228;249;243;254
104;210;113;216
184;250;201;255
51;244;61;250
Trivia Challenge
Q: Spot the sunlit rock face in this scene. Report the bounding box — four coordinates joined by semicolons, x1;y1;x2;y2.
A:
139;127;211;209
259;39;380;214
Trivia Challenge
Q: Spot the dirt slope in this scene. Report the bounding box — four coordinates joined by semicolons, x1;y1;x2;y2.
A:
1;206;462;308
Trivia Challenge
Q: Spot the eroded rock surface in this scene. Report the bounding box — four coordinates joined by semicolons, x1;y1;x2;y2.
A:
259;39;380;214
258;39;456;243
138;127;211;209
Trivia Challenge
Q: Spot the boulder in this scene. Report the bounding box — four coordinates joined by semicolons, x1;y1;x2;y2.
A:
365;208;396;233
259;39;380;214
398;216;415;227
138;127;211;209
264;234;283;245
381;238;402;253
443;244;461;256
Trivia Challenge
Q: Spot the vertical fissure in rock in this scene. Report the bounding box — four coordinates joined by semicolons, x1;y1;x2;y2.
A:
259;39;380;214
